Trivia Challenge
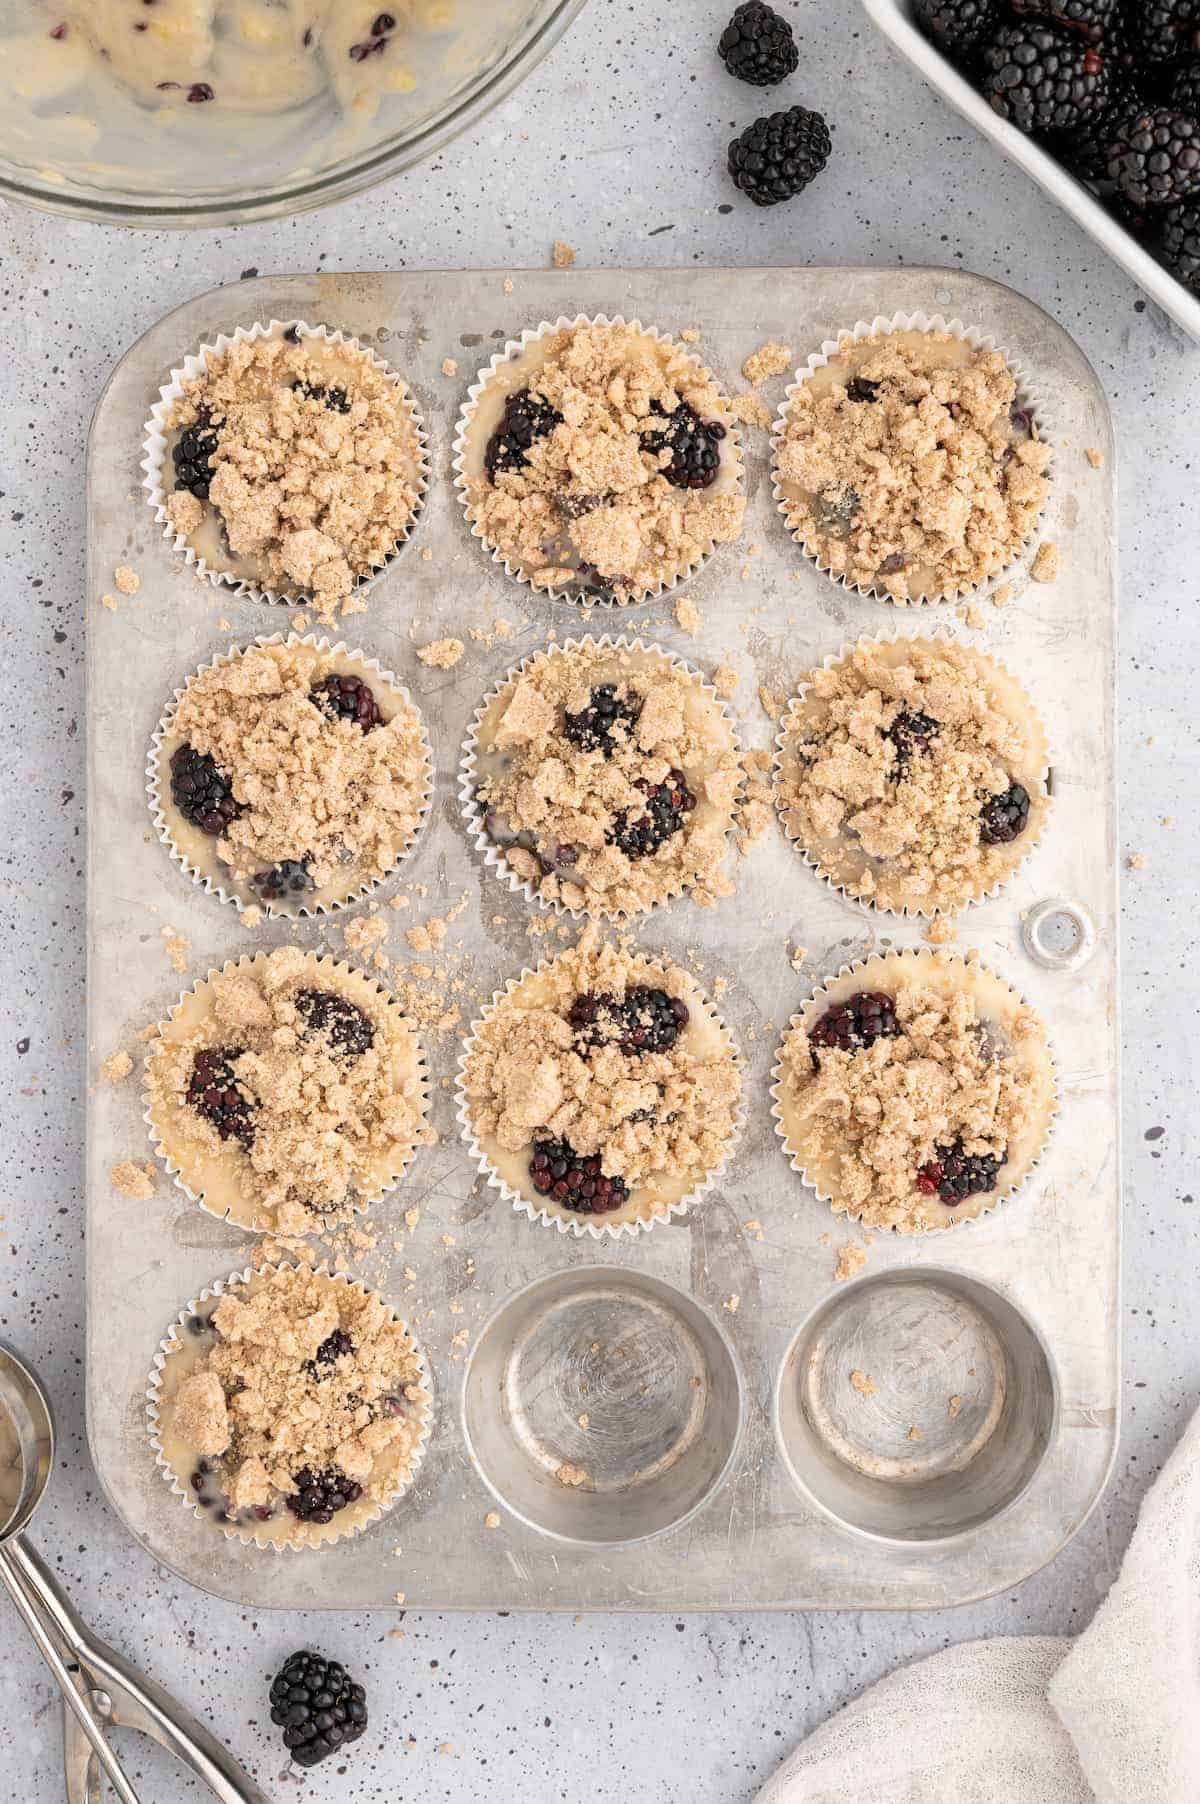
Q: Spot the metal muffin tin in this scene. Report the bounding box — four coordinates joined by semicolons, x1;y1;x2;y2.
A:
85;268;1119;1610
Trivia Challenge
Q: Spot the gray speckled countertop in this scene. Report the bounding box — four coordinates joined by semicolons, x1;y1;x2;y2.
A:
1;2;1197;1798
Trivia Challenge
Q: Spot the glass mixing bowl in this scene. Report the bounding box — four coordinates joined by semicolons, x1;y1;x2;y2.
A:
0;0;588;228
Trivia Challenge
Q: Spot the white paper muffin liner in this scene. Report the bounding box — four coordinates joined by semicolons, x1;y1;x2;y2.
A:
770;311;1053;607
459;634;745;920
772;623;1053;919
142;947;431;1234
769;947;1060;1234
451;312;746;610
454;947;746;1240
142;318;429;608
146;1259;433;1552
147;631;433;919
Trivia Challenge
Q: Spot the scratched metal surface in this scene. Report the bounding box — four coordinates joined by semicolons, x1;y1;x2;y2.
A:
85;267;1118;1609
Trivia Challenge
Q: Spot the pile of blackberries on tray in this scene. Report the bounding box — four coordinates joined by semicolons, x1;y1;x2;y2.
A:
913;0;1200;296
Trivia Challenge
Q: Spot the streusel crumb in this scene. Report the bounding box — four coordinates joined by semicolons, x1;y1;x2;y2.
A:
111;1159;155;1200
160;1263;427;1542
165;334;422;618
1030;540;1061;583
472;641;741;916
775;638;1049;913
465;322;744;602
145;945;426;1235
416;637;464;669
774;331;1050;601
101;1049;133;1084
742;341;793;384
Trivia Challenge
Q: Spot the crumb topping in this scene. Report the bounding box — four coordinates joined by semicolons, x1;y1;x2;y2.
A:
165;640;428;896
146;946;425;1235
779;969;1049;1231
776;639;1048;913
166;335;422;616
775;332;1051;601
463;926;741;1220
165;1264;425;1534
475;642;740;916
466;323;744;602
111;1158;155;1200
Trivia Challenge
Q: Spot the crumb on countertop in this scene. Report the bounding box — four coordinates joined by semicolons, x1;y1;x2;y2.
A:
441;356;458;378
992;583;1013;609
551;239;575;269
114;564;140;595
907;1424;923;1442
924;916;957;946
239;905;264;929
948;1394;963;1418
674;594;702;635
730;390;775;431
849;1369;876;1398
160;927;190;974
1085;447;1105;469
555;1462;588;1488
100;592;119;612
742;341;792;385
1126;851;1147;871
712;663;739;697
100;1049;133;1084
834;1240;867;1282
484;1511;501;1529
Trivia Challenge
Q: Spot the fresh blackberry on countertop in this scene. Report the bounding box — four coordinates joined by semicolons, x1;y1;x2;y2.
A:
269;1651;368;1769
310;672;382;731
286;1466;363;1525
484;387;564;480
172;408;220;499
1160;196;1200;288
609;769;696;859
1169;59;1200;116
251;858;314;902
169;743;242;835
1137;1;1200;65
979;781;1031;844
916;1139;1004;1202
562;683;641;755
528;1137;631;1213
913;0;999;60
186;1048;256;1148
718;2;799;86
643;399;726;489
886;709;940;772
981;22;1111;136
728;105;831;206
569;986;690;1056
1009;0;1119;47
809;992;900;1057
1108;106;1200;204
295;988;376;1059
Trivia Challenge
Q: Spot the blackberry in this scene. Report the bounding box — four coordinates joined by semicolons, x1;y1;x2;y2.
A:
562;683;641;755
294;379;352;414
643;399;727;489
609;768;696;859
269;1651;368;1769
252;858;313;901
169;743;242;835
1108;107;1200;204
886;709;940;771
981;23;1111;137
1171;59;1200;116
172;409;219;499
1064;86;1147;178
845;376;881;402
310;672;382;731
1009;0;1118;47
568;986;689;1056
305;1328;354;1377
913;0;999;59
728;105;832;206
916;1138;1004;1203
980;781;1031;844
484;387;563;481
1161;197;1200;290
809;992;900;1057
286;1466;363;1525
295;988;375;1059
528;1137;631;1214
186;1048;255;1148
1138;2;1200;64
718;2;799;86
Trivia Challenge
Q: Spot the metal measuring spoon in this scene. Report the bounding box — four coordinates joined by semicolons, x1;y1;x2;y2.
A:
0;1338;270;1803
